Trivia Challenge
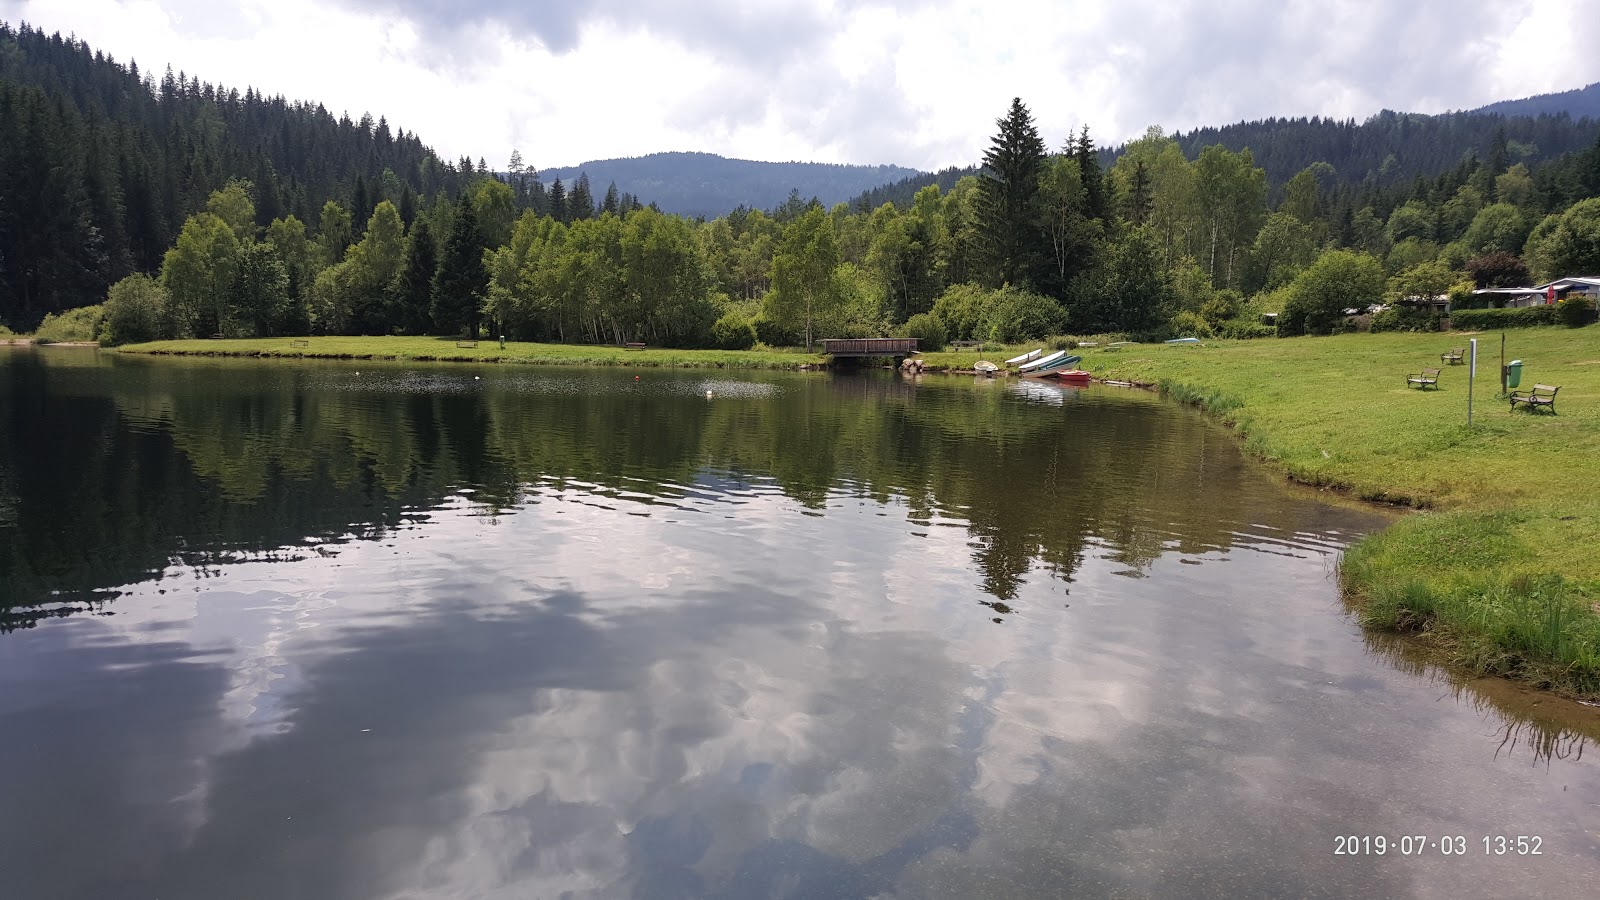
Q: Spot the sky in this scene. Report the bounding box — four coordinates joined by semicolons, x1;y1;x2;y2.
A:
5;0;1600;172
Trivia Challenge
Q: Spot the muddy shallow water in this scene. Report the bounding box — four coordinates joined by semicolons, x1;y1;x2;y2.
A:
1;347;1596;899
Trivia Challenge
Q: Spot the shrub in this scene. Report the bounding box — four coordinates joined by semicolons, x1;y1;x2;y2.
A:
1557;294;1595;328
898;312;947;351
978;287;1065;343
929;283;993;341
1371;305;1444;333
1218;319;1277;339
34;305;105;343
1278;250;1386;335
752;316;799;347
1168;310;1214;339
99;274;173;346
710;312;757;350
1448;305;1560;330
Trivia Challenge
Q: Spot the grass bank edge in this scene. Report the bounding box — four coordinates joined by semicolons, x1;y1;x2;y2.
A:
114;337;826;370
1110;352;1600;700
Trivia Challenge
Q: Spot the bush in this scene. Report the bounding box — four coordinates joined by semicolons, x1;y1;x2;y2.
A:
1278;250;1386;335
1218;319;1278;339
1448;305;1560;330
1168;310;1214;339
898;312;947;352
752;315;799;347
34;305;105;343
979;287;1065;343
1370;305;1444;333
99;274;173;346
929;283;993;341
710;312;757;350
1557;294;1595;327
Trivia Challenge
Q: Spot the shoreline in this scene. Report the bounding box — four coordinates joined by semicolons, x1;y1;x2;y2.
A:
1072;330;1600;701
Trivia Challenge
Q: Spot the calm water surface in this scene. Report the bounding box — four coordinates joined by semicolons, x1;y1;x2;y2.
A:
1;347;1597;899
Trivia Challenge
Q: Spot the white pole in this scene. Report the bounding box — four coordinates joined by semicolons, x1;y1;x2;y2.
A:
1468;338;1477;427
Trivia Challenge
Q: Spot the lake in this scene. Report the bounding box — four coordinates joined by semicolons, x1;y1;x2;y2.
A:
2;347;1597;899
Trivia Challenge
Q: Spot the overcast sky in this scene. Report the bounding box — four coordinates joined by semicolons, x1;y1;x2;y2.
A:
6;0;1599;171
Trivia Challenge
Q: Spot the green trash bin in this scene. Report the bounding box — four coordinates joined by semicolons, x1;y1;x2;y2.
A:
1506;359;1523;389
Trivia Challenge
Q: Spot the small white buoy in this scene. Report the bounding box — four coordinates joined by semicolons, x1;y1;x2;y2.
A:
706;389;714;398
474;375;481;380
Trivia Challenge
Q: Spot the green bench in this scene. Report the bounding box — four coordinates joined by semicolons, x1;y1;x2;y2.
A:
1406;367;1440;389
1509;383;1559;413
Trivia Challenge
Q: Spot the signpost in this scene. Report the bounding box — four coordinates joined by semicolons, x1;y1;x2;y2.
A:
1468;338;1477;427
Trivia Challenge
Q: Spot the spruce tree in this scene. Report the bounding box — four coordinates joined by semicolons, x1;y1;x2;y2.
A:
601;182;620;216
430;199;486;337
1074;125;1108;221
393;218;437;335
570;174;595;221
979;98;1048;290
549;179;569;224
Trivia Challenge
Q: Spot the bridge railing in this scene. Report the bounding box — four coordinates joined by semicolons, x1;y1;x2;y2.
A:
821;338;920;356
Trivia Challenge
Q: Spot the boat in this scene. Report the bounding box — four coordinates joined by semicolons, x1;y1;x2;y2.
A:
973;360;999;375
1051;369;1092;384
1164;337;1202;344
1016;349;1067;372
1004;348;1043;366
1020;351;1083;377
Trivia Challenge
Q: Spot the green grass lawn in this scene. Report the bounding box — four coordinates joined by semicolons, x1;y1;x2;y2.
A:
116;335;825;370
1046;327;1600;696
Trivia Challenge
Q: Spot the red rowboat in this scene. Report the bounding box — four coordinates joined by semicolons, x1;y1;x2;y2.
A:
1052;369;1091;384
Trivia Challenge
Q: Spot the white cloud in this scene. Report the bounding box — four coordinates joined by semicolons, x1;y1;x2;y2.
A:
9;0;1600;170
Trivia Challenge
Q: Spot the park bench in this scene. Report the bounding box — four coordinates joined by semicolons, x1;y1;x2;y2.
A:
456;340;478;348
1406;367;1441;389
624;342;646;350
1441;347;1464;365
950;340;983;350
1509;383;1560;413
289;339;309;348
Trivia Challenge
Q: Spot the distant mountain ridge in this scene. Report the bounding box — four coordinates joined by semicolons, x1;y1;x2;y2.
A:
535;152;921;219
1471;82;1600;120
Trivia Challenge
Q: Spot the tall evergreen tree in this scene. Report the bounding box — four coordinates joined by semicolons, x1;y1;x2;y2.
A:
431;199;487;337
549;179;569;224
1074;125;1108;221
393;218;437;334
570;174;595;221
1124;159;1153;226
601;182;621;216
979;98;1048;289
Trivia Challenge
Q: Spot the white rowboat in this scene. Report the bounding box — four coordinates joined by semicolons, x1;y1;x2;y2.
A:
1004;348;1043;366
1017;349;1067;372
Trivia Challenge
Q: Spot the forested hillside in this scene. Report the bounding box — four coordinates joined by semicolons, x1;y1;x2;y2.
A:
0;22;476;330
1475;83;1600;120
537;152;921;219
1165;110;1599;194
11;24;1600;357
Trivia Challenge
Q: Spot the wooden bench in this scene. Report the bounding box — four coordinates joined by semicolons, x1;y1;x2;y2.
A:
1406;367;1441;389
624;342;646;351
289;339;309;348
1509;383;1560;413
1441;348;1464;365
455;340;478;348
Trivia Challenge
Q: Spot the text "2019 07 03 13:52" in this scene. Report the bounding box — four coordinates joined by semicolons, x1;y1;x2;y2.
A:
1334;835;1544;856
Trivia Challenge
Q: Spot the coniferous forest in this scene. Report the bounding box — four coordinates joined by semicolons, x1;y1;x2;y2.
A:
8;21;1600;349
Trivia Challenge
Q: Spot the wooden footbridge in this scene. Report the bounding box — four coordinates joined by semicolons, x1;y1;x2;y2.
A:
821;338;920;358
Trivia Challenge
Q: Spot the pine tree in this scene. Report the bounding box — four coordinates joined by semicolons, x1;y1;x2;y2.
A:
1125;159;1153;226
549;178;569;224
393;218;437;335
570;174;595;221
601;182;620;216
979;98;1048;290
1074;125;1108;221
351;175;373;238
431;199;486;337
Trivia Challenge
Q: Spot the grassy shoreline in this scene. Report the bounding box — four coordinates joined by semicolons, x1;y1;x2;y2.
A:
116;335;825;369
1071;328;1600;699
